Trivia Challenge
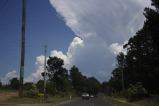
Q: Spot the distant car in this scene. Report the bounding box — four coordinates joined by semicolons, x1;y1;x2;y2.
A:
90;94;94;98
81;93;89;99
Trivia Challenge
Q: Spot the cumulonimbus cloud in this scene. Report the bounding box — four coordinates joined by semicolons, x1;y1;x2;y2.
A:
25;0;151;82
48;0;151;81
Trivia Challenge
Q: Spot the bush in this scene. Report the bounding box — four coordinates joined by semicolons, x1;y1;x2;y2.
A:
126;82;148;102
46;82;56;96
36;80;44;93
24;84;39;98
24;90;39;98
38;93;44;98
24;82;33;90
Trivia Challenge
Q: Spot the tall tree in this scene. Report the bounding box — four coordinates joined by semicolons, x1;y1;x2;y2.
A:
46;56;70;92
70;65;85;92
122;0;159;93
109;0;159;94
87;77;101;95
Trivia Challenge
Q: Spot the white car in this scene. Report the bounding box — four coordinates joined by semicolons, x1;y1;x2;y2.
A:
90;94;94;98
81;93;89;99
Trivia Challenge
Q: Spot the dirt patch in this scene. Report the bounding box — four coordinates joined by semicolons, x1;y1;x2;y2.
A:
0;92;18;103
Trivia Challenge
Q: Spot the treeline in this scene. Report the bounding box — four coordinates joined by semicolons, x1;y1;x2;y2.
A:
102;0;159;101
0;56;101;98
40;56;101;96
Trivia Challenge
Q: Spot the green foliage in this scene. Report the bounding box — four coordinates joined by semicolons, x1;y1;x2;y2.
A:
108;0;159;96
46;82;56;96
70;65;101;95
36;80;44;93
24;90;39;98
102;82;110;95
37;93;44;99
46;56;71;93
0;80;2;87
126;82;148;102
151;0;159;9
70;65;86;93
24;84;39;98
109;68;122;92
24;82;33;90
9;77;19;90
87;77;101;95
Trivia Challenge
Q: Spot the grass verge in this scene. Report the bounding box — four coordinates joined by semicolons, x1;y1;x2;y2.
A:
104;96;132;106
132;96;159;106
5;95;72;105
104;95;159;106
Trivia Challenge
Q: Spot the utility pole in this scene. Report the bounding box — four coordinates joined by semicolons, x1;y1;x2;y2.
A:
19;0;26;97
44;45;47;102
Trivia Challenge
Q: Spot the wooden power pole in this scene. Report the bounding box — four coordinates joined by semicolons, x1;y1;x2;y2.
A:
19;0;26;97
44;45;47;102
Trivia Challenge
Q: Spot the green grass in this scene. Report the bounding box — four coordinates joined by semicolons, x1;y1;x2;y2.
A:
104;96;132;106
47;95;71;104
104;95;159;106
6;97;43;104
0;88;17;92
133;97;159;106
6;95;72;104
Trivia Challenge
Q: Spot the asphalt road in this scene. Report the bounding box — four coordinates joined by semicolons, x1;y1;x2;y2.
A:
58;96;113;106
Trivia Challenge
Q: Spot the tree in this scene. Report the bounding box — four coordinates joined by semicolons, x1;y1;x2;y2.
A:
70;65;86;93
0;80;2;87
10;78;19;90
101;81;112;95
109;68;122;92
36;80;44;93
108;0;159;94
87;77;101;95
46;56;70;93
36;80;56;95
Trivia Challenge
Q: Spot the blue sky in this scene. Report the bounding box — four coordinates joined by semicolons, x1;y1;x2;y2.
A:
0;0;151;83
0;0;74;79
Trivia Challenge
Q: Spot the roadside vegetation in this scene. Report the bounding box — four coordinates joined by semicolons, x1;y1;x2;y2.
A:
1;0;159;105
102;0;159;105
0;56;101;104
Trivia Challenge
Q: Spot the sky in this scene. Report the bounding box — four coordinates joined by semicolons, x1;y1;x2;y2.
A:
0;0;151;84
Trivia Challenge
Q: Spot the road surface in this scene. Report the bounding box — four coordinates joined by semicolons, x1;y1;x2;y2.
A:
57;96;113;106
0;96;114;106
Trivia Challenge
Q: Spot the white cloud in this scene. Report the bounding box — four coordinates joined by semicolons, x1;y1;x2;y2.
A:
25;55;46;82
25;37;85;83
50;50;70;66
49;0;150;81
109;41;127;55
1;70;18;84
20;0;151;82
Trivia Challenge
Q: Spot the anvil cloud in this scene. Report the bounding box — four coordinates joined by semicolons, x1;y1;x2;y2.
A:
26;0;151;82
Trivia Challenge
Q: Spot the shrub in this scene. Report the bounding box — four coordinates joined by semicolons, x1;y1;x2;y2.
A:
46;82;56;96
24;82;33;90
24;90;39;98
36;80;44;93
126;82;148;102
24;84;39;98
